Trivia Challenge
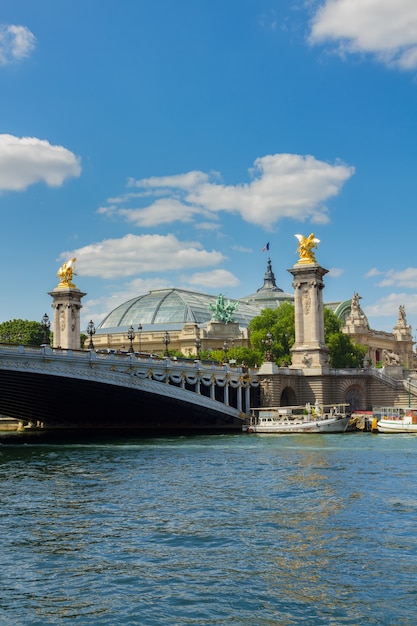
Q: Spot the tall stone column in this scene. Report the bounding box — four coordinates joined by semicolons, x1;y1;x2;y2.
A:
288;234;329;373
48;258;86;350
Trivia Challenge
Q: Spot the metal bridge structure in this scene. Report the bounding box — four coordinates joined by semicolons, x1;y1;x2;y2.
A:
0;345;259;437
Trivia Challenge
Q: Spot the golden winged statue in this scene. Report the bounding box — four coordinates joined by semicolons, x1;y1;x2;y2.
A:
57;257;77;288
294;233;320;264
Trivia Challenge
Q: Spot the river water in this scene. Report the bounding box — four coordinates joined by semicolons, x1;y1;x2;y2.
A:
1;432;416;625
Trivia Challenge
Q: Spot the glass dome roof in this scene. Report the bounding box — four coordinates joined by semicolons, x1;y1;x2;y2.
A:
97;288;261;332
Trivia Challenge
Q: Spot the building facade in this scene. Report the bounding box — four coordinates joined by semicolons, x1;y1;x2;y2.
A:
89;256;414;368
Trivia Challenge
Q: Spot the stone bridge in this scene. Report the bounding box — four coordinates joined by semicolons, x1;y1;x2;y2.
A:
0;345;259;437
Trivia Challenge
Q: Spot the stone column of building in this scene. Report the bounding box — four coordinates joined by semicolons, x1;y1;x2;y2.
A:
48;258;86;350
393;305;414;369
288;235;329;373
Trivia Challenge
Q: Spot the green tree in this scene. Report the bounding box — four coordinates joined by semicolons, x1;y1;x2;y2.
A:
324;308;367;367
0;319;47;346
249;303;295;366
249;304;367;368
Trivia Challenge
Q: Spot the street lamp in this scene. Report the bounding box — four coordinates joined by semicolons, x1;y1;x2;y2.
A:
262;331;273;362
41;313;51;345
195;336;201;359
127;325;135;353
408;377;411;407
86;320;96;350
137;323;143;354
163;330;171;357
223;340;229;363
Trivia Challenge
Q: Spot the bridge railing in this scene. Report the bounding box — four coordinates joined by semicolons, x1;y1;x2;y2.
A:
0;343;258;378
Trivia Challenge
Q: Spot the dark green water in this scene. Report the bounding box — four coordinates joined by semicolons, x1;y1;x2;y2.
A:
1;433;416;625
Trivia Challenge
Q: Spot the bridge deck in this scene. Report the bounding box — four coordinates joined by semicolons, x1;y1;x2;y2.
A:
0;346;258;437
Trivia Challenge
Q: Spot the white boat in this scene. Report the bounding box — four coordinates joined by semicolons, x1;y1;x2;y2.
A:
375;407;417;433
244;403;351;434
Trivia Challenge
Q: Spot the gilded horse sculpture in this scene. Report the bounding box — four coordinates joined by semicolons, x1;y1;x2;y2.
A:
294;233;320;264
57;257;77;287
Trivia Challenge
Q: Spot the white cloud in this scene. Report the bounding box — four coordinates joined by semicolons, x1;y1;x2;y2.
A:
327;267;344;278
0;24;36;65
105;153;353;229
0;134;81;191
187;154;353;226
309;0;417;70
194;221;220;231
118;198;203;227
377;267;417;289
128;170;212;190
60;233;226;279
232;245;253;253
365;293;417;318
365;267;383;278
183;269;240;289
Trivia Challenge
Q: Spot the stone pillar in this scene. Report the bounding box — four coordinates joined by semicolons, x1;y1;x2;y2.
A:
245;384;251;413
49;259;86;350
237;385;242;412
48;287;86;350
393;305;414;369
224;382;229;406
288;262;329;373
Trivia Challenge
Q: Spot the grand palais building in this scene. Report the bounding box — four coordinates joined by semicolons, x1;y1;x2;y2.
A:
92;257;414;369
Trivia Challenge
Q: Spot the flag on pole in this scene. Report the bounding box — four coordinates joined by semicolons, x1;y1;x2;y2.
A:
262;242;269;252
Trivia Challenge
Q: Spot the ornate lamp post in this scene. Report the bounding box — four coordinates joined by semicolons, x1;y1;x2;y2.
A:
223;340;229;363
408;377;411;408
195;336;201;359
163;330;171;357
137;323;143;354
86;320;96;350
41;313;51;345
262;331;273;362
127;325;135;353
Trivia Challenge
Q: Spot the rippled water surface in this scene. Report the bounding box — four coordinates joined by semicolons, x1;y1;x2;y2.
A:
1;432;417;625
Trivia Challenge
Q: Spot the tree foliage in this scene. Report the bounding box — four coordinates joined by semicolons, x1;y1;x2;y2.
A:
0;319;48;346
324;308;367;367
249;303;295;366
248;304;367;368
200;345;261;367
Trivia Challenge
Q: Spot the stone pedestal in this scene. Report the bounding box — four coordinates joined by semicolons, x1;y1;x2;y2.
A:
258;361;279;375
288;262;329;373
206;321;240;339
48;287;86;350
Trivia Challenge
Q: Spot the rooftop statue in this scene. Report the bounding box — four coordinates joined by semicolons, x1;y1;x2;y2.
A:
209;293;239;323
351;292;361;315
398;304;407;327
57;257;77;288
294;233;320;264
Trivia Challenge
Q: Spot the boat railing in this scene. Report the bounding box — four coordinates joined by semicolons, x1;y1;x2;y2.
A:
373;406;417;422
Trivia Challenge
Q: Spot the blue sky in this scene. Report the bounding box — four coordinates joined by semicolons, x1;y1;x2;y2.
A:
1;0;417;336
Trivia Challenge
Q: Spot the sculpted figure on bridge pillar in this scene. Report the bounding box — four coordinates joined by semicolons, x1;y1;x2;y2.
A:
57;258;77;288
294;233;320;265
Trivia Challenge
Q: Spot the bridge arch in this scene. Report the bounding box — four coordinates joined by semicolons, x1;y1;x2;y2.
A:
339;379;368;411
0;346;259;436
281;385;298;406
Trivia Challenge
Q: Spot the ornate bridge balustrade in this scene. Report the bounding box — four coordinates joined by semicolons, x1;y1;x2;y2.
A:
151;362;256;412
0;345;259;435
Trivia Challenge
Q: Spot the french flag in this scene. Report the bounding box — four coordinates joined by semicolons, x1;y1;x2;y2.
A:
262;242;269;252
